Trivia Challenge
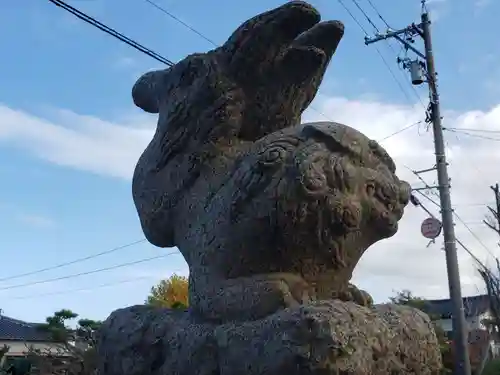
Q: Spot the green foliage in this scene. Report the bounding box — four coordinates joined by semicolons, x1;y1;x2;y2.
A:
482;358;500;375
390;289;428;309
0;345;10;374
37;309;102;346
0;345;9;360
29;309;102;375
390;289;441;320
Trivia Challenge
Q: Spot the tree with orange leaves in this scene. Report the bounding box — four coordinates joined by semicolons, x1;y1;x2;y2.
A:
146;274;189;309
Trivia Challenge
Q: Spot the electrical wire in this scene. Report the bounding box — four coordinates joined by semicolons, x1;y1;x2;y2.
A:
48;0;174;66
0;251;180;292
377;120;423;142
409;165;498;261
413;185;496;260
336;0;418;107
142;0;217;46
351;0;379;31
445;127;500;134
443;127;499;213
364;0;391;28
7;276;154;301
348;0;427;110
412;191;488;268
454;213;496;260
445;128;500;142
407;166;440;200
0;239;146;283
139;0;339;124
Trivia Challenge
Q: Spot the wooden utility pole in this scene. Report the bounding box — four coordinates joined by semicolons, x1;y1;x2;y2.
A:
364;2;471;375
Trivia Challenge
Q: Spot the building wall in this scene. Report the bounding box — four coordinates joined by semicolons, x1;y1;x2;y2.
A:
434;311;490;333
0;340;61;356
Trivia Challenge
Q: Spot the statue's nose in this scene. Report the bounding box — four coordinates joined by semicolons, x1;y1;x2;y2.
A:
132;69;170;114
398;181;411;206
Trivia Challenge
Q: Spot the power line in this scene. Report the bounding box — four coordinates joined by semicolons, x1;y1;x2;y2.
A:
0;239;146;283
413;191;488;268
140;0;426;133
351;0;427;110
50;0;336;125
7;277;151;300
445;128;500;142
142;0;217;46
0;251;179;292
445;127;500;134
455;202;494;208
412;182;496;260
364;0;391;28
139;0;343;125
351;0;379;31
338;0;369;34
336;0;416;106
48;0;174;66
377;119;423;142
454;212;496;260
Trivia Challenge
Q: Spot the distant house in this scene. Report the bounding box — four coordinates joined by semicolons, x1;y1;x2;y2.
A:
0;314;68;374
0;315;55;358
422;294;492;334
421;294;500;359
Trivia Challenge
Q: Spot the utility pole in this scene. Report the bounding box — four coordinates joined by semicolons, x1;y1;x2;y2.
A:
364;2;471;375
484;183;500;237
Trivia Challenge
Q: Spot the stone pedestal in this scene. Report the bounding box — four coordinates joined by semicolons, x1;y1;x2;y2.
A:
97;301;441;375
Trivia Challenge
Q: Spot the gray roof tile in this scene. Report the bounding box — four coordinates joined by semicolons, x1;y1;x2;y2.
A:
0;316;52;341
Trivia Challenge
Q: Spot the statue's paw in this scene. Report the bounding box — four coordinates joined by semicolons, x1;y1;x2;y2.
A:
332;284;373;307
258;273;313;306
345;284;373;307
194;273;313;323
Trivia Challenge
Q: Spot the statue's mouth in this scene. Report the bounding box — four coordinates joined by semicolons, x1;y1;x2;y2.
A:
366;181;406;232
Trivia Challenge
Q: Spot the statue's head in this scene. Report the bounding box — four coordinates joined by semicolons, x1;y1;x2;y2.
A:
130;1;410;280
219;121;410;276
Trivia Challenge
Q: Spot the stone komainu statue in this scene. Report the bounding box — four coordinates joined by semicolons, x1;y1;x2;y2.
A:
96;2;443;374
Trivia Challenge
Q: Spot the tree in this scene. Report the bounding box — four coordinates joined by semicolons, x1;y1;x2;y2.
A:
477;260;500;337
146;274;189;309
27;309;102;375
0;345;10;372
390;289;430;310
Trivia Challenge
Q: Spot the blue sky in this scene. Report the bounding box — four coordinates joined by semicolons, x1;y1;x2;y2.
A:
1;0;499;323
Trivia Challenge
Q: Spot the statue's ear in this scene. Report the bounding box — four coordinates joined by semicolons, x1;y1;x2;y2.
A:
132;69;170;114
222;2;320;78
289;21;344;113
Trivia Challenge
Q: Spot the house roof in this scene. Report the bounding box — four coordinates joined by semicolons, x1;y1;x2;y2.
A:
420;294;490;319
0;315;52;342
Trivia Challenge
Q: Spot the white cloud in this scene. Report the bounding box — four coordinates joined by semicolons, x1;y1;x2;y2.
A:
1;96;500;303
0;104;153;179
15;213;56;229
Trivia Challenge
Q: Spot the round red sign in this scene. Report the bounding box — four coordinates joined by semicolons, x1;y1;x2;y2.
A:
421;217;442;239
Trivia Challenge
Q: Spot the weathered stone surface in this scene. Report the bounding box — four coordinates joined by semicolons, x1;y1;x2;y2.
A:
97;301;442;375
130;0;410;322
95;1;442;374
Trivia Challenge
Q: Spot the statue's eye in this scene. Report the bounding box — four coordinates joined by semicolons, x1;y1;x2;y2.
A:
257;137;300;167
